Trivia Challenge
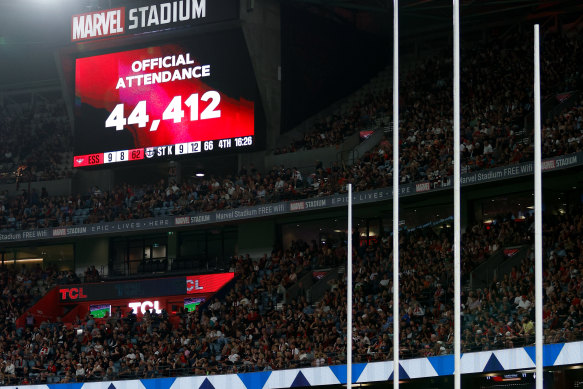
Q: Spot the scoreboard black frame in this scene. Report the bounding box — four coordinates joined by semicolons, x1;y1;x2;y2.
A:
71;27;263;168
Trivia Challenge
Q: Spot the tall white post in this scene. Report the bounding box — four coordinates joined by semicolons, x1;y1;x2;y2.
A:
392;0;400;388
347;183;353;389
534;24;543;389
453;1;462;389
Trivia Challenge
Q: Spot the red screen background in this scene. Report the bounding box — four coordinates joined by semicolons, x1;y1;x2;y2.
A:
75;43;254;151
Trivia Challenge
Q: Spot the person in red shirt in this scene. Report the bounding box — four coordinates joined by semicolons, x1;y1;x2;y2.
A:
46;360;57;376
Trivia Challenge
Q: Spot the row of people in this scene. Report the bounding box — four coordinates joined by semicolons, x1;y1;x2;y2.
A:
0;97;71;184
0;31;580;188
1;91;582;233
275;30;583;156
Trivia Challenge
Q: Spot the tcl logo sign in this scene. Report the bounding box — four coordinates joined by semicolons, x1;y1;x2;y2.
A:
186;279;204;293
186;273;234;294
128;300;162;314
59;287;88;301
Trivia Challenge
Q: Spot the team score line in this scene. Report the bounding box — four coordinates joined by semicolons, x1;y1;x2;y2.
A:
175;142;201;155
105;91;221;131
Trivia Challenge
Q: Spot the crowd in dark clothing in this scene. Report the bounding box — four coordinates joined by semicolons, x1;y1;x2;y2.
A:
275;30;583;156
0;205;582;384
1;91;582;232
0;29;581;232
0;31;580;189
0;23;581;386
0;97;71;184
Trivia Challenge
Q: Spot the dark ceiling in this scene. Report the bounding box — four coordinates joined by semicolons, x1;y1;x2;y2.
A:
0;0;581;88
286;0;583;38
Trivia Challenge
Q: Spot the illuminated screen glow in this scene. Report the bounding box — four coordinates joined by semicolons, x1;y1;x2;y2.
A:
73;30;257;167
184;297;206;312
89;304;111;318
186;272;234;294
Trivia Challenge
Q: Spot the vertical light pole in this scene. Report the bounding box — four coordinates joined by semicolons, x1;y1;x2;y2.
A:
392;0;400;388
347;183;353;389
453;1;462;388
533;24;543;389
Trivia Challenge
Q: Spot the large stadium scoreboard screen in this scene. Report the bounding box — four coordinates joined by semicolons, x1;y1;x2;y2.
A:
73;28;257;167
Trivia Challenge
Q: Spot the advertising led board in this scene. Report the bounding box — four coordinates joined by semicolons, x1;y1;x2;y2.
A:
59;273;234;302
73;29;257;167
186;273;234;294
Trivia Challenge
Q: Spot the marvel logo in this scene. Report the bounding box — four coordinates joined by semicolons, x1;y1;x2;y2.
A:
72;8;125;41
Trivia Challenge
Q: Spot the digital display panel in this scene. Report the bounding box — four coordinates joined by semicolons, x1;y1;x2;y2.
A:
184;297;206;312
73;30;257;167
186;273;234;294
58;273;235;301
89;303;111;318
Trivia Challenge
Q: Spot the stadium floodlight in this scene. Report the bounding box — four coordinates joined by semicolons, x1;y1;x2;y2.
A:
534;24;543;389
453;1;461;389
392;1;400;388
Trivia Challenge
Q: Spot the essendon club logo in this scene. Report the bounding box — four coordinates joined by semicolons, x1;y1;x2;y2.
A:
73;153;102;167
71;7;125;42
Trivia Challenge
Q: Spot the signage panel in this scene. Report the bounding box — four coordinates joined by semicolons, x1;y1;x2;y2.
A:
58;272;234;302
71;0;239;42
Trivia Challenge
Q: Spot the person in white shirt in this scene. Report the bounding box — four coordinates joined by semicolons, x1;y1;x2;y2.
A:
75;363;85;378
514;294;532;311
4;360;15;377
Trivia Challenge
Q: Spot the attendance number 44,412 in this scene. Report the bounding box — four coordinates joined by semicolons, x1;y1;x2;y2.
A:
105;91;221;132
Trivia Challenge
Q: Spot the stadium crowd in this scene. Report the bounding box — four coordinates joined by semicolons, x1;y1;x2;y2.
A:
0;29;578;187
1;31;582;232
0;97;72;184
0;204;581;384
0;90;582;232
274;30;583;156
0;20;582;387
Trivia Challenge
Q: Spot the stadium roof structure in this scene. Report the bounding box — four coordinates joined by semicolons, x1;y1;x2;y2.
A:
282;0;583;38
0;0;581;88
283;0;583;38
